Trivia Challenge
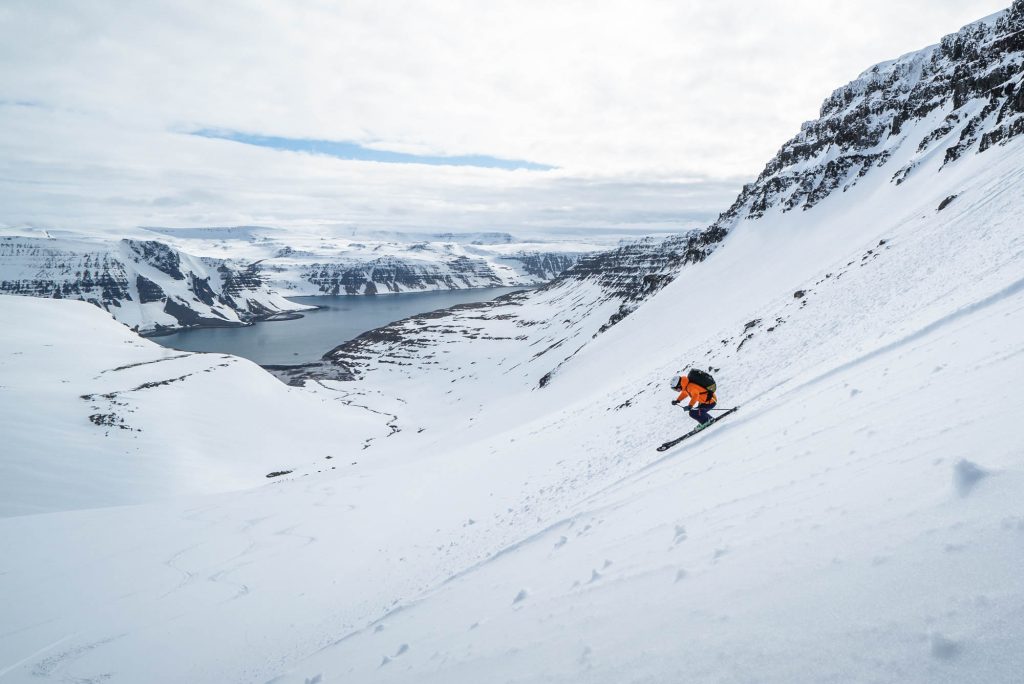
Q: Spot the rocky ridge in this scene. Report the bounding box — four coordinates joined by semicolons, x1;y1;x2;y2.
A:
562;1;1023;318
736;1;1024;216
0;236;306;333
273;251;579;296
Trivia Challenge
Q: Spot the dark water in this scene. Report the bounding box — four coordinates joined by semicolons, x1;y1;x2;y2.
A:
154;287;527;366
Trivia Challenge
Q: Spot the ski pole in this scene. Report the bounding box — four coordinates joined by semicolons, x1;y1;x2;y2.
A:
675;405;735;411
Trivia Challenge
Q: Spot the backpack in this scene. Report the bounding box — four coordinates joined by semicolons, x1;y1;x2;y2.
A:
687;369;716;398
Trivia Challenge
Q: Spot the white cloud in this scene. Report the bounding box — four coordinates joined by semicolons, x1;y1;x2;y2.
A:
0;0;1010;233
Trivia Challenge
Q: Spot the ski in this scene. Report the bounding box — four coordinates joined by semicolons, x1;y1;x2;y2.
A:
656;407;739;452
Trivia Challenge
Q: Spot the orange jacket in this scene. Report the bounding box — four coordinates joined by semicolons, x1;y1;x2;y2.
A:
676;378;717;407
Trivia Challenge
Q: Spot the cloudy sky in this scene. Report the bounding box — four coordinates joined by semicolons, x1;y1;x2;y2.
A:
0;0;1009;235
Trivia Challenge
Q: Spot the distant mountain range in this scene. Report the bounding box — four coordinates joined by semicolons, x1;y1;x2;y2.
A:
0;228;625;333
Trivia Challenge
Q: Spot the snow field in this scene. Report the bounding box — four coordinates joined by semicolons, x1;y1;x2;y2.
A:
2;30;1024;682
261;116;1024;681
0;296;388;516
0;124;1020;682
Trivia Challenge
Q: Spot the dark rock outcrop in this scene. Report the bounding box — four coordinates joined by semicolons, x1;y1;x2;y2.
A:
503;253;579;281
127;240;185;280
136;275;165;304
739;3;1023;216
0;239;131;306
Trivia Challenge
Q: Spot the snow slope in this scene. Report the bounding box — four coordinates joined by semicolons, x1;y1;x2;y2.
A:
1;134;1020;680
263;96;1024;683
0;296;391;516
1;6;1023;684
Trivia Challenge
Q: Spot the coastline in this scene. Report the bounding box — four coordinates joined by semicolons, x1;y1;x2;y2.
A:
139;308;313;338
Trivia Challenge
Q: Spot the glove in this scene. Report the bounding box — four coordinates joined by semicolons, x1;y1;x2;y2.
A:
671;400;680;405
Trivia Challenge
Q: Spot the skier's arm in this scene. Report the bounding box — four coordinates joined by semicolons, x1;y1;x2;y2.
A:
675;386;695;407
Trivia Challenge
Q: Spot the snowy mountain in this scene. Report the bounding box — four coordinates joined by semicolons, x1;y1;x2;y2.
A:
0;236;309;333
142;225;614;296
732;3;1024;216
349;0;1021;349
1;5;1023;684
284;0;1024;385
0;228;610;333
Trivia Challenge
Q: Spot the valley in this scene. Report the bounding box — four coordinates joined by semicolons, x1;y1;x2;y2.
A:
1;4;1022;683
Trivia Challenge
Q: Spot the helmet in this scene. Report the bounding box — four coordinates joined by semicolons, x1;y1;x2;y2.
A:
670;375;682;391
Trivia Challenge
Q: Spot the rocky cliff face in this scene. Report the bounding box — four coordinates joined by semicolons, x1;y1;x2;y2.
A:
142;226;604;296
297;255;505;295
731;1;1024;218
0;242;132;306
0;237;306;332
261;249;586;295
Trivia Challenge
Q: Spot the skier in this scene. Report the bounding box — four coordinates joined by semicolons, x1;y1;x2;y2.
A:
671;369;718;425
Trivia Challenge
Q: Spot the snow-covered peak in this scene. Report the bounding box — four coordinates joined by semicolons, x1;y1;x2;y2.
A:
716;1;1023;224
0;234;308;333
500;3;1023;344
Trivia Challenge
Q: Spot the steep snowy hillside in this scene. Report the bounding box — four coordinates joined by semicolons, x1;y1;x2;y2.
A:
1;6;1022;684
1;132;1020;681
312;0;1021;359
0;236;307;333
0;296;390;516
143;226;610;295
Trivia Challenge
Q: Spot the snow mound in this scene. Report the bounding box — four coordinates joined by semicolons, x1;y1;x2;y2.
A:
0;295;389;516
